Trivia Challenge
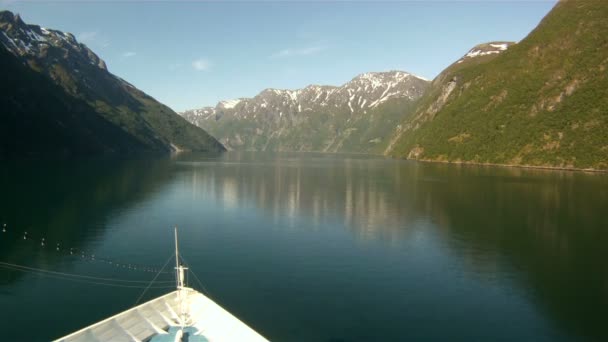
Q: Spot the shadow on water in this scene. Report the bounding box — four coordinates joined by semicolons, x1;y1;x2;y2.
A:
0;156;179;340
411;163;608;341
0;157;175;264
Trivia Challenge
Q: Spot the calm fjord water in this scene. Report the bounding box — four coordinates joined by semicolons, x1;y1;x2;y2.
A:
0;152;606;341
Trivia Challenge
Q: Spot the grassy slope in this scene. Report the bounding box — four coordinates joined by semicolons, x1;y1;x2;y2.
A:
0;46;148;158
126;91;226;152
50;61;225;153
202;96;420;154
389;0;608;170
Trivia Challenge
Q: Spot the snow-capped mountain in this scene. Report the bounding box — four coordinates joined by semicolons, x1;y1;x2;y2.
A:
0;10;224;155
184;71;427;122
181;71;429;152
0;13;107;69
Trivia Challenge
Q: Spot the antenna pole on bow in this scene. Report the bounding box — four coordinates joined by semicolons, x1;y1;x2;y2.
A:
174;226;188;329
174;226;181;289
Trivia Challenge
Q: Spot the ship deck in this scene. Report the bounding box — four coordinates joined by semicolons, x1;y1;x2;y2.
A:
54;288;268;342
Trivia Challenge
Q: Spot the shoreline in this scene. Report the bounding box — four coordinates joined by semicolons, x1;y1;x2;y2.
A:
229;149;608;173
403;157;608;174
234;150;608;173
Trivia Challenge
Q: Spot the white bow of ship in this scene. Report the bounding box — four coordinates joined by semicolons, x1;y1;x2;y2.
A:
55;227;269;342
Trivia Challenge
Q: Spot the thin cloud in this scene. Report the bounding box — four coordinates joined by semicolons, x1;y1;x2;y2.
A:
76;30;110;48
271;46;325;59
122;51;136;58
169;63;183;71
77;31;98;43
192;58;211;71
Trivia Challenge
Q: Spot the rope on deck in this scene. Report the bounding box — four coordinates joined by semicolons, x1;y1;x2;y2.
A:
0;261;175;289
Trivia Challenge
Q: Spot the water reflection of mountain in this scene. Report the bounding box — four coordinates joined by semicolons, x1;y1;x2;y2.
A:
6;153;603;340
418;164;608;341
0;158;175;280
180;153;608;341
179;152;424;242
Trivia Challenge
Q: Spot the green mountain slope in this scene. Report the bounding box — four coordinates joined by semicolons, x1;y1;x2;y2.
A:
181;71;428;154
200;96;419;154
0;11;224;158
0;46;147;158
387;0;608;170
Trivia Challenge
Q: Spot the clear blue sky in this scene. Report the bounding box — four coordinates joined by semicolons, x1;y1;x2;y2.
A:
3;0;556;112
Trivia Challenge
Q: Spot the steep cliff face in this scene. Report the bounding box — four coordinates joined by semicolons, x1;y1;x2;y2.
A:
387;0;608;170
0;11;224;157
181;71;429;153
383;42;516;155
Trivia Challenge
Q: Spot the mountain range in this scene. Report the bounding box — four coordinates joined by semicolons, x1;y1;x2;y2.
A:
181;71;429;153
2;0;606;170
0;11;224;158
181;0;607;170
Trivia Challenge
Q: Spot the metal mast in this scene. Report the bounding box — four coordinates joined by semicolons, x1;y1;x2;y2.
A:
174;226;181;289
174;226;188;329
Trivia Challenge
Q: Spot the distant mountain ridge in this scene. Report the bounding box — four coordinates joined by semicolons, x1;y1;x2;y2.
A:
0;11;224;158
181;71;429;153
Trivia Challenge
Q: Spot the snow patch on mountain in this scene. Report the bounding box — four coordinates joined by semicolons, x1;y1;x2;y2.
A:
489;43;508;50
219;99;241;109
457;41;515;64
0;12;108;71
180;70;430;127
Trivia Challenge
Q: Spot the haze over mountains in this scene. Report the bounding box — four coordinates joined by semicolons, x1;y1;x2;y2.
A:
0;11;224;158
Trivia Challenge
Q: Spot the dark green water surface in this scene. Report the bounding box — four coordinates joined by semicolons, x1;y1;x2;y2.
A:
0;152;606;341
